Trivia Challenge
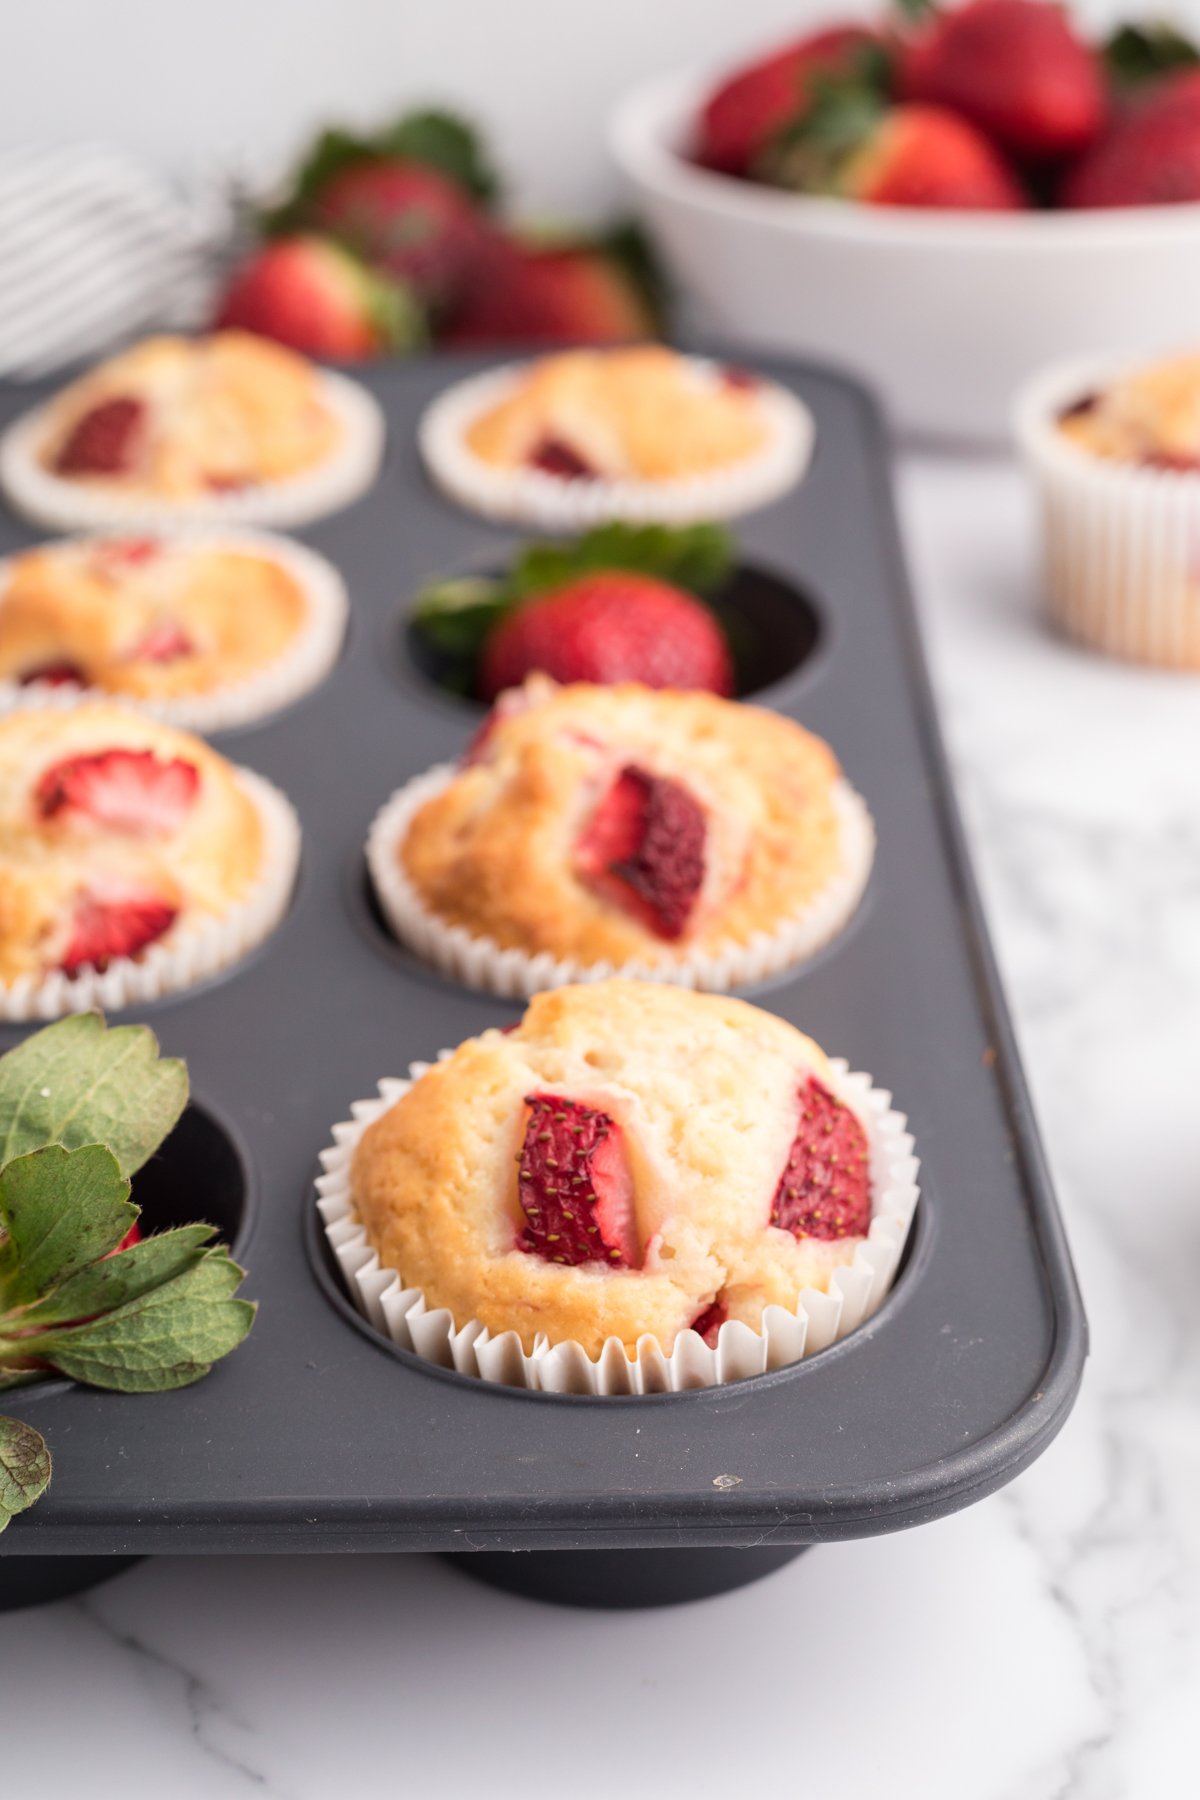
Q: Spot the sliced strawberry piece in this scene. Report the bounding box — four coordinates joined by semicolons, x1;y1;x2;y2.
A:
19;661;86;688
529;437;596;479
92;537;160;574
576;765;706;941
55;396;148;477
131;621;193;663
516;1093;638;1268
770;1077;872;1242
60;884;177;975
36;748;200;837
689;1298;727;1346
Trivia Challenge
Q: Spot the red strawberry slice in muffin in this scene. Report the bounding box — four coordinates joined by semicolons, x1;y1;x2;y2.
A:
55;396;149;477
18;661;86;688
36;748;200;836
516;1093;638;1268
575;764;706;940
771;1077;871;1241
60;882;178;975
131;621;194;664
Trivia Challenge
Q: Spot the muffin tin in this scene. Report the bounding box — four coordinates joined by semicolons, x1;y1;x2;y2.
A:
0;350;1086;1610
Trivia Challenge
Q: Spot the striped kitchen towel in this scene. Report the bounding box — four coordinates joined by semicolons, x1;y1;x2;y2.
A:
0;144;246;380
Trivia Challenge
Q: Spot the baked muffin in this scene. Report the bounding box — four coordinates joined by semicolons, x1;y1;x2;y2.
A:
333;982;916;1380
0;331;384;531
0;702;298;1013
419;347;814;527
368;678;873;992
1056;354;1200;469
0;532;347;730
1017;351;1200;669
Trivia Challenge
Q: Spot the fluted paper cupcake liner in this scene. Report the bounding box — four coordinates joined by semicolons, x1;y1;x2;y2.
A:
316;1057;919;1395
0;765;300;1021
0;369;384;533
365;762;874;997
0;529;348;733
418;357;815;529
1015;356;1200;670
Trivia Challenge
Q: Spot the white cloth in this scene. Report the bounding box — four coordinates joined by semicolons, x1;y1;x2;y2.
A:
0;144;241;379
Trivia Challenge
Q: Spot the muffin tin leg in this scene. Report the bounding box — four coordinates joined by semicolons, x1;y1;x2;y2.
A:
445;1544;807;1608
0;1554;142;1611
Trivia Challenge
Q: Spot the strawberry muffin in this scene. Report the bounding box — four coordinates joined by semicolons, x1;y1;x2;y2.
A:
1017;350;1200;669
0;331;384;531
0;703;299;1017
0;532;347;731
418;346;814;527
317;982;918;1392
367;677;874;994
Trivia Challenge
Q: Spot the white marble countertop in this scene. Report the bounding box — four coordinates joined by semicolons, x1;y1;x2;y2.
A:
4;449;1195;1799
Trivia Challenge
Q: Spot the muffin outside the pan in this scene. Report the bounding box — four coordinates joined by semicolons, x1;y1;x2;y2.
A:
0;531;347;732
0;701;299;1018
418;345;814;528
368;676;874;995
317;981;919;1394
0;330;384;531
1016;349;1200;669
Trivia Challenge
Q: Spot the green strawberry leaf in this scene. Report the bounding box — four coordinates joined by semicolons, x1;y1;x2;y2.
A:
0;1144;133;1310
15;1223;216;1328
411;577;513;658
0;1013;186;1179
1105;22;1200;90
756;69;888;193
377;110;501;204
23;1250;256;1393
0;1414;50;1533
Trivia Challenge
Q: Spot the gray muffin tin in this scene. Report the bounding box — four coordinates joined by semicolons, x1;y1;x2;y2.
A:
0;351;1086;1610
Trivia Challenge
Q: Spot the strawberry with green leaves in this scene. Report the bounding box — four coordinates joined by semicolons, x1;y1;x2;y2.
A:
411;522;736;700
1062;63;1200;207
760;70;1025;209
696;24;884;176
0;1014;256;1534
215;234;423;360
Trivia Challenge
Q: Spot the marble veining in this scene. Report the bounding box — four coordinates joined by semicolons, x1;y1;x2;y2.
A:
1;452;1195;1799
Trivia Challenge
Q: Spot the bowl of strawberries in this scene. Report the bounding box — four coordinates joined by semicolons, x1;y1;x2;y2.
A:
611;4;1200;440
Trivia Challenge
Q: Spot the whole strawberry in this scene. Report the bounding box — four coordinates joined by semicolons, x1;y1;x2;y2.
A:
214;235;423;359
307;158;488;307
841;103;1026;207
899;0;1106;162
1062;68;1200;206
696;25;881;176
442;232;656;346
764;90;1025;209
479;572;735;701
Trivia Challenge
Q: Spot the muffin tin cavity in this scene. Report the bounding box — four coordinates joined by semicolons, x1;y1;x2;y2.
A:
401;560;823;709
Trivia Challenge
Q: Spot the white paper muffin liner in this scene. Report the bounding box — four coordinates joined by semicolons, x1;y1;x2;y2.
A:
316;1055;919;1395
0;368;384;532
0;529;348;733
418;356;815;528
0;764;300;1021
1015;355;1200;670
365;761;874;997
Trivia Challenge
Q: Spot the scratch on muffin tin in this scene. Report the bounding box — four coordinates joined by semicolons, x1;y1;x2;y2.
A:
316;1056;919;1396
365;762;874;996
418;357;815;529
0;369;385;533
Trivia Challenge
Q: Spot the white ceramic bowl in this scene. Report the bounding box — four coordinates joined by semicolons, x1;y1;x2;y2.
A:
610;70;1200;444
